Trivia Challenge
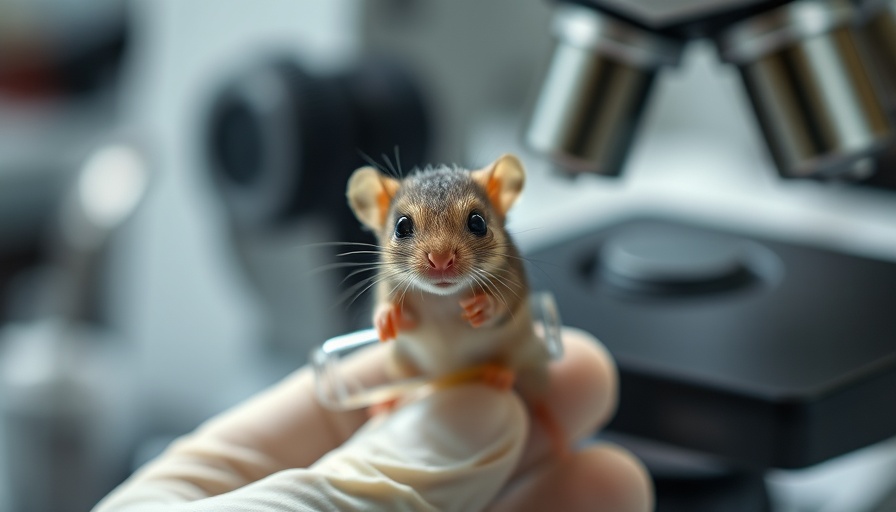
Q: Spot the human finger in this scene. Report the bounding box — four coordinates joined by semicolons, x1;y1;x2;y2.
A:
512;327;618;476
94;327;619;505
489;444;653;512
308;384;528;512
184;326;617;476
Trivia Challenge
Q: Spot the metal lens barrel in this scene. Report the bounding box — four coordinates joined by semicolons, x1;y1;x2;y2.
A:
718;0;892;179
525;4;682;177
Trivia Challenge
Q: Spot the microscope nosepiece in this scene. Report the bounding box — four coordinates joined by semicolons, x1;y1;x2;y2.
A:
525;4;683;177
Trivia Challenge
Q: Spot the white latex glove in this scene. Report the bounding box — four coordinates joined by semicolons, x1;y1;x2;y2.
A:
93;329;652;512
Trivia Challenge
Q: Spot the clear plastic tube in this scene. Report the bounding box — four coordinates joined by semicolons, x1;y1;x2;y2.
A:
311;291;564;411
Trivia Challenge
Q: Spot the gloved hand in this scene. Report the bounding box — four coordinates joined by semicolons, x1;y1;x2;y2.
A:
92;328;651;512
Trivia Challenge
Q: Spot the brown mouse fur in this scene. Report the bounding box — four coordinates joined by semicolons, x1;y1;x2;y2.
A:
346;154;552;403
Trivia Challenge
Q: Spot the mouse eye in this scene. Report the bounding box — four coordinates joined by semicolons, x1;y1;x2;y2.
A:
467;212;487;236
394;216;414;239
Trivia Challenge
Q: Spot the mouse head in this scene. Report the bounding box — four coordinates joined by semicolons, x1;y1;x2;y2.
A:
347;154;525;295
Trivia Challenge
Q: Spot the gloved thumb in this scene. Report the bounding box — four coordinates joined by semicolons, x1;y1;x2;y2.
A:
309;383;528;511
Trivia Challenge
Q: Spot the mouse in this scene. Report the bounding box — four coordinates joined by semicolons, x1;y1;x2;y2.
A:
346;153;565;453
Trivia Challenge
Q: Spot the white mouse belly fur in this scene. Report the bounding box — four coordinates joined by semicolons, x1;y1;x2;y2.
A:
394;288;540;378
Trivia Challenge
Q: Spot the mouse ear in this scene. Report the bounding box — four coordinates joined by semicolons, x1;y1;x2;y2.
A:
471;154;526;216
346;167;400;231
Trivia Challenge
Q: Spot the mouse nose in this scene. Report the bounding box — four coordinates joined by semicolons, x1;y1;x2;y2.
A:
427;251;455;271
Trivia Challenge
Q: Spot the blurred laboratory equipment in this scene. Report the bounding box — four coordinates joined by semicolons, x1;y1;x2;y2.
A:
4;1;896;511
716;0;890;179
204;55;430;361
520;0;896;510
0;1;142;511
0;142;148;512
527;0;896;180
191;1;896;510
0;0;130;253
526;4;685;175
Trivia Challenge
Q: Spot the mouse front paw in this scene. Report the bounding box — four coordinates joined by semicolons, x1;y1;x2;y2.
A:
374;303;415;342
368;397;400;417
480;364;516;391
460;293;496;328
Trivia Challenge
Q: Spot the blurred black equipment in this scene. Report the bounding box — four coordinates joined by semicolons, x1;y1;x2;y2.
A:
0;0;131;322
204;56;430;359
0;0;128;101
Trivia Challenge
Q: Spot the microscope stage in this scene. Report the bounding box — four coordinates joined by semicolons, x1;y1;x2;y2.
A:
527;216;896;469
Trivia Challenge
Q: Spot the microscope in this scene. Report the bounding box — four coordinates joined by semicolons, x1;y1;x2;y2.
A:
200;1;896;510
527;0;896;180
522;0;896;510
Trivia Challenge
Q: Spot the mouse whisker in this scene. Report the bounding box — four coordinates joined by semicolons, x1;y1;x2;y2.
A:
386;273;410;298
473;269;512;319
336;250;384;257
469;271;497;304
485;274;515;320
479;268;522;301
505;227;546;236
313;261;388;271
485;266;524;290
381;152;399;178
344;270;400;292
336;270;404;309
397;274;416;307
357;149;400;179
469;273;490;300
488;247;559;268
305;261;388;279
304;241;382;249
481;263;515;275
394;145;404;178
344;278;391;309
480;266;515;295
483;249;558;284
339;265;389;286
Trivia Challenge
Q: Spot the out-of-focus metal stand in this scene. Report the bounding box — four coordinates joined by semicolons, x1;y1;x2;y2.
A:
0;2;147;510
0;142;149;512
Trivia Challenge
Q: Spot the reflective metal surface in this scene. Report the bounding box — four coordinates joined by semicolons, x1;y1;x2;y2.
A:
857;0;896;111
718;0;855;63
526;4;683;176
718;0;893;179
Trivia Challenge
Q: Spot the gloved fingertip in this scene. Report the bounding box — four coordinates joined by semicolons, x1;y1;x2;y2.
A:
314;384;528;512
